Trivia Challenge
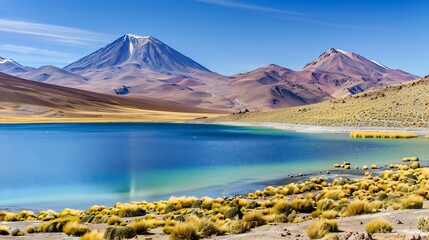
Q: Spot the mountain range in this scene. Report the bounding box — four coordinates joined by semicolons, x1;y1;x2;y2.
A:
0;34;419;112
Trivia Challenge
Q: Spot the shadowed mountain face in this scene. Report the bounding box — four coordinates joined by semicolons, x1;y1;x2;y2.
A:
0;36;420;112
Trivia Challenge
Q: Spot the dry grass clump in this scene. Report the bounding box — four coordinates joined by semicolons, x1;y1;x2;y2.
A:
63;220;90;236
410;162;420;169
106;215;123;226
365;218;392;233
350;132;417;139
169;222;198;240
0;226;9;235
10;228;25;236
242;211;266;228
129;218;154;234
321;210;339;219
17;210;36;220
38;216;79;233
401;194;423;209
417;216;429;232
26;225;36;234
306;219;338;239
116;203;146;217
80;230;104;240
344;200;368;216
0;212;17;221
227;220;250;234
402;157;419;162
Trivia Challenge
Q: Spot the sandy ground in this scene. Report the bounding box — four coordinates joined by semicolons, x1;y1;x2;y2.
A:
2;207;429;240
199;121;429;136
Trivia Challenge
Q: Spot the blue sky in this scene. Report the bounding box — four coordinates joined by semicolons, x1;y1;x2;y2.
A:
0;0;427;76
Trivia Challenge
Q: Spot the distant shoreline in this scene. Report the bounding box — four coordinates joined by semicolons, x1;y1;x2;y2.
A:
200;121;429;136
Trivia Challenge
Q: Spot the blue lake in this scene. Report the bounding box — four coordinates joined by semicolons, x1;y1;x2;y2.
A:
0;123;428;210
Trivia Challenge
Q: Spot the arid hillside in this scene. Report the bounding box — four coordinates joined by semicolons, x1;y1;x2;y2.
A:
208;76;429;128
0;73;222;122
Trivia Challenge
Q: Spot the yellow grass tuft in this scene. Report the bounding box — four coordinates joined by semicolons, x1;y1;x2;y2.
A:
306;219;338;239
169;222;198;240
80;230;104;240
106;215;123;226
401;194;423;209
0;226;10;235
26;225;36;234
365;218;392;233
63;221;90;236
350;132;417;139
344;200;368;216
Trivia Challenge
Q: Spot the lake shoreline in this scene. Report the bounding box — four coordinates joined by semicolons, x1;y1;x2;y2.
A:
198;121;429;136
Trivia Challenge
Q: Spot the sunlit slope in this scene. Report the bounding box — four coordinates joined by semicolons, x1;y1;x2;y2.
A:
210;76;429;128
0;73;223;122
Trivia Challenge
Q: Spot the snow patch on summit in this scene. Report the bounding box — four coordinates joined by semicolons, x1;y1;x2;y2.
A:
335;49;350;55
0;58;13;64
125;34;149;39
370;60;388;69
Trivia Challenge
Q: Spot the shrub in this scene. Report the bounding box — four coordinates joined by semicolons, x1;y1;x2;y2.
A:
38;216;79;233
417;216;429;232
272;200;292;215
26;225;36;234
17;210;36;220
10;228;25;236
118;204;146;217
402;157;419;162
129;218;152;234
196;218;220;238
401;195;423;209
223;207;242;220
306;219;338;239
345;200;367;216
169;222;198;240
365;218;392;233
3;212;16;221
243;211;266;228
370;164;377;169
0;226;9;235
106;215;123;226
103;226;136;240
321;210;339;219
291;197;314;213
63;221;90;236
192;200;203;208
227;220;250;234
163;220;177;235
410;162;420;169
80;230;104;240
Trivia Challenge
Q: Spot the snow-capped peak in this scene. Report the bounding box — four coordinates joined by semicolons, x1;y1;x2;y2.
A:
370;60;388;69
0;58;14;64
335;49;349;55
125;34;150;39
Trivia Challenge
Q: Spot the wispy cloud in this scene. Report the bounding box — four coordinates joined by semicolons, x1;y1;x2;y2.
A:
198;0;306;17
0;44;73;57
0;44;78;66
198;0;383;31
0;19;112;45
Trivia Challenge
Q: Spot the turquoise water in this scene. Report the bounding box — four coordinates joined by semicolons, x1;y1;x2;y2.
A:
0;123;428;210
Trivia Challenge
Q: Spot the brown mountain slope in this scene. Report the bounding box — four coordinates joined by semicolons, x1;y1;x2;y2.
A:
0;73;223;122
208;75;429;128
